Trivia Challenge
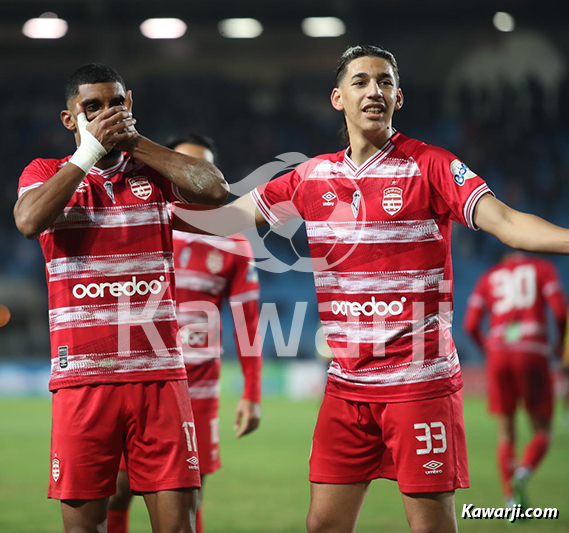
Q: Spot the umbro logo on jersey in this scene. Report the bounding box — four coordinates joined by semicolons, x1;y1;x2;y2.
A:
382;187;403;215
75;180;89;193
331;297;406;317
129;176;153;200
423;460;443;475
322;192;337;206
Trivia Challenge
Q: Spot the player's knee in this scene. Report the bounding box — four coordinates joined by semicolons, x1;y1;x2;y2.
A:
408;515;457;533
306;510;348;533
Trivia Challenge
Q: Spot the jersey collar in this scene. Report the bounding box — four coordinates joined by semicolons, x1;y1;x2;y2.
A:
344;132;398;178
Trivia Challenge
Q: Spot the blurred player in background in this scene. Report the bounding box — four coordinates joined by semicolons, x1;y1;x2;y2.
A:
174;45;569;532
464;253;566;508
108;135;262;533
14;64;228;533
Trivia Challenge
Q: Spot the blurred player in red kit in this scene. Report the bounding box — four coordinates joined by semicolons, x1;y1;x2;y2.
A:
108;135;262;533
14;64;228;533
175;45;569;531
464;253;566;507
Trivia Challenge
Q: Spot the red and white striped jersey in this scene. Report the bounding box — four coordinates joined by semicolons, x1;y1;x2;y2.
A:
464;253;567;356
252;131;493;402
18;154;189;391
172;232;262;410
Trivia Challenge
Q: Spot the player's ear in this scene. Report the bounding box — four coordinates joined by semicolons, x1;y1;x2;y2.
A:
394;88;404;111
331;87;344;112
61;109;77;132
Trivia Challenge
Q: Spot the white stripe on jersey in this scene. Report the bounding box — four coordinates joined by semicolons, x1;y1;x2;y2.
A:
328;350;460;387
307;157;421;180
188;379;221;399
183;349;220;365
50;347;183;375
464;184;492;230
229;289;261;303
18;183;43;197
176;269;227;295
314;268;444;294
49;300;177;331
321;312;448;344
306;219;443;244
488;320;547;338
47;252;174;281
42;202;172;234
250;189;279;226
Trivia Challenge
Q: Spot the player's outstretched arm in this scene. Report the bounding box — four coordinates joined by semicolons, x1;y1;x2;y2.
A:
14;104;136;239
474;195;569;254
173;193;267;235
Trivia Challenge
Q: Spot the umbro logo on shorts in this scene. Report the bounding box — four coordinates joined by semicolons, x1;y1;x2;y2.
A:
423;460;443;475
186;456;199;470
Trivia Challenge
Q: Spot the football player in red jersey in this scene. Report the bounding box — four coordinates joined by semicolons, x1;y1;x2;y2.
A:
108;135;262;533
464;253;566;508
174;45;569;532
14;64;228;533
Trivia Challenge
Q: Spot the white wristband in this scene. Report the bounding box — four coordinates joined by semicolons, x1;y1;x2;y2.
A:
68;112;107;173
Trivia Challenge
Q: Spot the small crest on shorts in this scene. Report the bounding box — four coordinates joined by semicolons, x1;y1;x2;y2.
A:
58;346;68;369
206;250;224;274
382;187;403;216
351;190;361;219
52;457;61;482
128;176;153;201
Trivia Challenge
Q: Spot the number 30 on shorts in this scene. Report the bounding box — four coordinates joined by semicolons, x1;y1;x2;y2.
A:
414;422;447;455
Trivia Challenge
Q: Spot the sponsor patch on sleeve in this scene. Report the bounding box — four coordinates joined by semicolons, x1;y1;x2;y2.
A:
450;159;477;186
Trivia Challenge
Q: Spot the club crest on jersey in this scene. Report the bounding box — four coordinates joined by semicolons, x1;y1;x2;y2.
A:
450;159;477;186
128;177;153;200
382;187;403;216
351;190;361;219
52;457;60;482
322;191;337;206
206;250;224;274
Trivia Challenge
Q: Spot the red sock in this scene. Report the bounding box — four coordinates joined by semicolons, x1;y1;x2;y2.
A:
522;432;550;471
497;441;516;497
196;508;204;533
107;509;129;533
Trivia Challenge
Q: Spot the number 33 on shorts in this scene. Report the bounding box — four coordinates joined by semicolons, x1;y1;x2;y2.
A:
414;422;447;455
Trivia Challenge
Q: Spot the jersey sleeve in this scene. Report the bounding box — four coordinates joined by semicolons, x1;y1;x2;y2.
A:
227;237;262;403
539;260;567;343
250;165;307;227
18;158;61;197
463;273;488;349
422;147;494;230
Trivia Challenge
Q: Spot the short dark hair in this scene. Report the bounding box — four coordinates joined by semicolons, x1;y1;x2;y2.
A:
64;63;125;106
335;45;400;88
335;45;400;145
165;133;218;165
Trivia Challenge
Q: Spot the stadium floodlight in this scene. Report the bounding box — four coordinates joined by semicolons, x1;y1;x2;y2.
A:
301;17;346;38
140;18;187;39
22;12;68;39
218;18;263;39
493;12;515;32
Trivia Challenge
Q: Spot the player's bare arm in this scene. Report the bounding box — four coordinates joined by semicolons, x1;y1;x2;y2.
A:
173;193;266;234
234;399;261;438
474;194;569;254
116;92;229;206
14;103;136;239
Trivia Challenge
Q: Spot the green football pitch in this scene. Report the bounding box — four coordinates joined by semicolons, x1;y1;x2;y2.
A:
1;395;567;532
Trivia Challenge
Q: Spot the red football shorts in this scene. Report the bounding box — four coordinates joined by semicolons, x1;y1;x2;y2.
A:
49;381;201;500
487;351;553;419
309;390;469;493
192;399;221;476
